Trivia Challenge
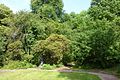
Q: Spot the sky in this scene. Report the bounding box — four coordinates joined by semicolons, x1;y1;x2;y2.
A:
0;0;91;13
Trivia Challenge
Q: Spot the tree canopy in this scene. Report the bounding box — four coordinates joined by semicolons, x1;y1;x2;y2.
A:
31;0;63;20
0;0;120;69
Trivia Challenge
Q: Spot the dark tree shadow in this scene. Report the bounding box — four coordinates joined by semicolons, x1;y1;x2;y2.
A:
57;71;101;80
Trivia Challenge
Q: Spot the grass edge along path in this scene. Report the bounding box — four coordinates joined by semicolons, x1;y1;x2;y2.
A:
0;69;101;80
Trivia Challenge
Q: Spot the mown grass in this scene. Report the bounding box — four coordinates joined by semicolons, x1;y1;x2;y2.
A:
0;69;101;80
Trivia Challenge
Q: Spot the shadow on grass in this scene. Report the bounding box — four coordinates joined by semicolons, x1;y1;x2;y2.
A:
57;72;101;80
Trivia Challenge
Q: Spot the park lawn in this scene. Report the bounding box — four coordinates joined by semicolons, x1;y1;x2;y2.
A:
0;69;101;80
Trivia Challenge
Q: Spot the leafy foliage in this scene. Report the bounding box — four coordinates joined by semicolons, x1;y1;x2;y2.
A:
0;4;13;26
42;64;56;70
6;40;24;61
3;60;36;69
32;34;70;65
0;0;120;69
89;0;120;21
31;0;63;20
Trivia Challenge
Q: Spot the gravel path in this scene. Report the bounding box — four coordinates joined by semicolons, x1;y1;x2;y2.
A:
55;67;119;80
89;72;118;80
56;69;119;80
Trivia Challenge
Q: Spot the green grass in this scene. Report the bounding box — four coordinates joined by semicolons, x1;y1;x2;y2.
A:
0;69;101;80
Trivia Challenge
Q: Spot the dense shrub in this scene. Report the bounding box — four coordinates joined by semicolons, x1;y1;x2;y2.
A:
32;34;70;65
6;41;24;61
42;64;56;70
56;63;64;68
3;61;36;69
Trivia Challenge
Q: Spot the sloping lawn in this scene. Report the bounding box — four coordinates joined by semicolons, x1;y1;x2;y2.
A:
0;69;101;80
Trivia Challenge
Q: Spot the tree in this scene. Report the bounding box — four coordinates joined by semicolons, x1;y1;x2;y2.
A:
0;26;12;66
6;40;24;61
85;0;120;68
84;27;119;68
32;34;70;65
14;11;36;55
31;0;64;20
89;0;120;21
0;4;14;66
0;4;13;26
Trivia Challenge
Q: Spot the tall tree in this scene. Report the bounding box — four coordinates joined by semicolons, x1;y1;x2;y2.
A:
89;0;120;21
0;4;13;66
0;4;13;26
31;0;64;20
86;0;120;68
